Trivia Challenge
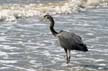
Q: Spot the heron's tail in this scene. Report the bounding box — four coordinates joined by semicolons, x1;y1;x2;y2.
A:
76;44;88;52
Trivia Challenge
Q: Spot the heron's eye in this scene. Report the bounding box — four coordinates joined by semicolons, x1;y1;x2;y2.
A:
46;16;49;19
44;16;48;19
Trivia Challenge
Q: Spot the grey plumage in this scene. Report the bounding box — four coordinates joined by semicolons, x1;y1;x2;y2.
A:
43;14;88;63
57;31;87;51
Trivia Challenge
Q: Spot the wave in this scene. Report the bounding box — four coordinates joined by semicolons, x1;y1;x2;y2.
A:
0;0;108;22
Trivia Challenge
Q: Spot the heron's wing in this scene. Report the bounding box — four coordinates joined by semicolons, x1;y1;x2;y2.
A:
70;32;83;44
60;31;83;43
57;31;83;49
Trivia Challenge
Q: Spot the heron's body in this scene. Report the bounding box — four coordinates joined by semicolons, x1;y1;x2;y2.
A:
43;15;88;63
57;31;87;51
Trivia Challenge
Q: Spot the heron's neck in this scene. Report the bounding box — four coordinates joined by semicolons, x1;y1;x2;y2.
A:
49;19;58;36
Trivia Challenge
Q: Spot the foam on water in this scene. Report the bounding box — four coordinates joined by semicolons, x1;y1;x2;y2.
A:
0;51;8;56
0;0;108;22
0;36;7;41
0;45;19;50
41;50;51;56
0;67;10;70
0;60;17;63
95;59;105;62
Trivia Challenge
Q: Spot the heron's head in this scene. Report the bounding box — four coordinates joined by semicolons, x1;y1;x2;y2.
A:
44;14;53;20
43;14;54;26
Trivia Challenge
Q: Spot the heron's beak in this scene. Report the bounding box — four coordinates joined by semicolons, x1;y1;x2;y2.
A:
39;16;50;26
40;16;46;22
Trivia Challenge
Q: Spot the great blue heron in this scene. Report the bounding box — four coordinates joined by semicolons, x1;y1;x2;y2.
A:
43;14;88;64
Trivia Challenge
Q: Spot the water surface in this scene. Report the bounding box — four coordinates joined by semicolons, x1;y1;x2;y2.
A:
0;0;108;71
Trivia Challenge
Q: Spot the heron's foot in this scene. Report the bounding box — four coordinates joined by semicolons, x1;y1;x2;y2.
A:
68;56;71;63
66;60;69;64
66;57;70;64
64;55;68;64
66;59;70;64
66;56;71;64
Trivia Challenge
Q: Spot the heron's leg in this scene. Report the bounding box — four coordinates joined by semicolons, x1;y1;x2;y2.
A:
64;48;68;64
67;50;71;63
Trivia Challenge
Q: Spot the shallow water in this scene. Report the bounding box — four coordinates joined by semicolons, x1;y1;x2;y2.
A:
0;0;108;71
0;6;108;71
